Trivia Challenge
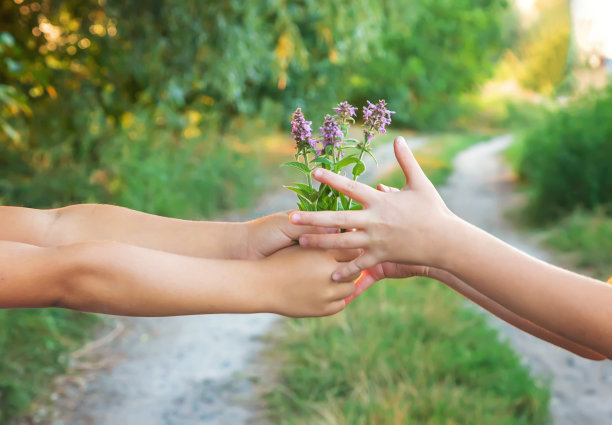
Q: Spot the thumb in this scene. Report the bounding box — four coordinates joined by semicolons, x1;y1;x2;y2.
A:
333;252;377;282
394;136;428;189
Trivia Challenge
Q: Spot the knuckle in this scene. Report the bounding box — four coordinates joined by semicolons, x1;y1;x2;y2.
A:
346;180;358;196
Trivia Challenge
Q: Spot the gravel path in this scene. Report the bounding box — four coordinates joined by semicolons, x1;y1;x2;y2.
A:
439;135;612;425
48;137;427;425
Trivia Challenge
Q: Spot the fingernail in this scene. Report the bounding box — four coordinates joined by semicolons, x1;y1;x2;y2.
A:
332;272;341;281
325;227;339;234
312;169;322;178
380;184;390;192
291;213;301;223
299;236;307;246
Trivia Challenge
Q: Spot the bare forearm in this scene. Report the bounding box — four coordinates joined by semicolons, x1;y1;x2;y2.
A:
0;241;68;308
58;241;267;316
429;268;606;360
438;217;612;358
0;204;247;259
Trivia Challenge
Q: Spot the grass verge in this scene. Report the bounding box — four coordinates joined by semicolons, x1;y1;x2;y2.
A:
0;309;98;423
503;138;612;281
540;208;612;281
263;133;550;425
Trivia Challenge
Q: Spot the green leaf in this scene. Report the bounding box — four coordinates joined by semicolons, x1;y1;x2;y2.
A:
352;161;366;178
284;185;309;198
340;193;350;210
364;149;379;166
350;202;363;210
282;161;311;174
297;194;314;211
311;157;333;166
337;156;359;169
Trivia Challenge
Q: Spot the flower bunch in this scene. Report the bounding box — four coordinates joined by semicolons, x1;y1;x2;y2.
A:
283;100;394;211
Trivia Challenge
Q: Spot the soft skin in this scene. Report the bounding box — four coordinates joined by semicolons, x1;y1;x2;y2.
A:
291;136;612;360
0;205;353;317
0;205;328;260
0;240;356;317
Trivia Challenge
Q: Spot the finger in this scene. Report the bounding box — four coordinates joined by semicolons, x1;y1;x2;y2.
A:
283;212;340;238
311;168;377;205
394;136;428;189
290;210;367;229
329;248;363;262
300;231;369;250
377;183;400;193
334;282;356;300
324;300;347;316
345;269;378;304
332;252;378;281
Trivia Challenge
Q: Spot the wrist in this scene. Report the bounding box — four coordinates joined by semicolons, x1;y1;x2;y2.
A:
246;257;279;313
429;212;471;270
225;221;250;260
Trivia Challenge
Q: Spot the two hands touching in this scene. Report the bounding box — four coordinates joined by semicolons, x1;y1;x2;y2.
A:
0;204;357;318
2;135;610;359
291;136;451;302
291;136;612;360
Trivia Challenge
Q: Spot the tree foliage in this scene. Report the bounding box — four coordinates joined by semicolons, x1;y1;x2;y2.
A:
1;0;511;210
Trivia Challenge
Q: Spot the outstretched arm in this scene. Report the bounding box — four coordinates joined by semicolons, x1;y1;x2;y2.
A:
0;240;355;317
292;136;612;359
349;262;605;360
0;205;322;260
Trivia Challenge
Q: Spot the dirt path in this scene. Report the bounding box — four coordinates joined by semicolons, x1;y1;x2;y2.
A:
439;135;612;425
48;137;427;425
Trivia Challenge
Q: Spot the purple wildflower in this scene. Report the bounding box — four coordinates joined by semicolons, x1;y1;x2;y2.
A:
333;101;357;125
318;114;344;150
291;108;313;151
363;99;395;143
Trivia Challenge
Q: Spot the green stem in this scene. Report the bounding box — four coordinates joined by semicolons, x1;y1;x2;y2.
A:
348;135;368;210
302;149;313;193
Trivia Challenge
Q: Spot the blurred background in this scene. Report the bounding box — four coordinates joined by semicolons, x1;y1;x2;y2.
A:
1;0;611;424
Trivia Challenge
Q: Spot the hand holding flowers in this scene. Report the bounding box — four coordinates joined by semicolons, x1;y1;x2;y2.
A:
290;136;457;280
284;100;394;212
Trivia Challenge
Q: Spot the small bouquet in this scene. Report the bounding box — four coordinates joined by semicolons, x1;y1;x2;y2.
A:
284;100;394;211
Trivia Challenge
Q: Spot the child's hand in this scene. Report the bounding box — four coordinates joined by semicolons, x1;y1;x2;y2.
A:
245;211;337;260
345;262;432;304
262;246;359;318
290;136;457;280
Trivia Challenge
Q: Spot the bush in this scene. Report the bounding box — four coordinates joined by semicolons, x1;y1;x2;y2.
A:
519;87;612;221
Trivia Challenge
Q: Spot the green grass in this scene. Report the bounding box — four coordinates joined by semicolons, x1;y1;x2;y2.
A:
541;207;612;281
0;309;99;423
264;133;550;425
503;138;612;282
265;280;550;425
